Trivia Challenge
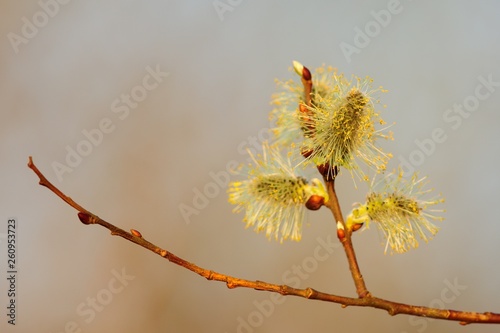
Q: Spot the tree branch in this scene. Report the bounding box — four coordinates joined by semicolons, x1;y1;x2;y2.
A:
27;157;500;325
323;174;369;298
299;62;367;298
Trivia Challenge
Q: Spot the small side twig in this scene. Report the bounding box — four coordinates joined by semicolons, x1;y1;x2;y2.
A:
295;63;368;298
27;157;500;325
322;173;369;298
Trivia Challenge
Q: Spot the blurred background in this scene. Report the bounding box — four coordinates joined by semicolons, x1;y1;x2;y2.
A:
1;1;500;332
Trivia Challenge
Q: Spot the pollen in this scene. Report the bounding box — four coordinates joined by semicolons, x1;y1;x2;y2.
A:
227;143;328;242
347;170;444;254
270;63;392;183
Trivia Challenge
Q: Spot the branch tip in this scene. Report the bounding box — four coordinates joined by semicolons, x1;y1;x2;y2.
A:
292;60;311;81
292;60;304;76
302;66;311;81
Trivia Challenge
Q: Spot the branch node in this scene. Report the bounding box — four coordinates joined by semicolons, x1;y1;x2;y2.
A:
226;280;238;289
305;287;316;299
360;291;372;299
387;309;396;316
204;270;215;280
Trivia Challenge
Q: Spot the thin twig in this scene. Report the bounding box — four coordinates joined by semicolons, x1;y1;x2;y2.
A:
323;175;370;298
27;156;500;325
297;63;369;298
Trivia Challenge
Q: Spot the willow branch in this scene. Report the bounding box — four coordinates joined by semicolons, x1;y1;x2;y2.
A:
297;62;368;298
27;157;500;325
321;169;369;298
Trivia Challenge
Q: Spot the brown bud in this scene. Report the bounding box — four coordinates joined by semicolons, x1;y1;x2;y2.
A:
317;163;328;175
352;223;364;232
302;66;312;81
337;228;345;240
336;221;346;240
298;103;309;114
305;195;324;210
317;164;338;181
130;229;142;238
301;148;313;158
78;212;92;225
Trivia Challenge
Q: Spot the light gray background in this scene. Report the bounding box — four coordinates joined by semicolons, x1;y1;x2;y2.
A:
1;1;499;332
